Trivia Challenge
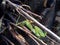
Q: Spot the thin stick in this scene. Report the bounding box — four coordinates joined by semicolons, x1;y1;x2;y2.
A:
21;7;42;19
16;9;27;19
0;27;6;34
46;36;60;44
3;39;9;45
29;35;40;45
21;4;31;10
1;35;15;45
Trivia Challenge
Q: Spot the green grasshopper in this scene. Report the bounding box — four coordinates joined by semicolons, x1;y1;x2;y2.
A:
20;20;47;38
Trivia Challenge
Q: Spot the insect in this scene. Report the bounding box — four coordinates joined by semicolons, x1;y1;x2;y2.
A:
21;20;47;38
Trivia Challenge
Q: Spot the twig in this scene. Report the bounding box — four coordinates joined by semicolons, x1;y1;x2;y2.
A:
16;16;20;24
3;39;9;45
1;35;15;45
21;4;31;10
21;7;42;19
46;36;60;44
29;35;40;45
16;9;27;19
31;34;47;45
0;27;6;34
